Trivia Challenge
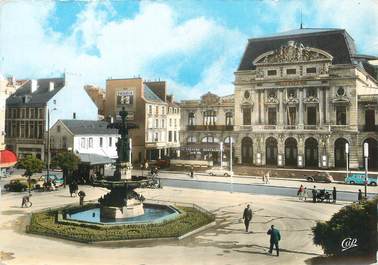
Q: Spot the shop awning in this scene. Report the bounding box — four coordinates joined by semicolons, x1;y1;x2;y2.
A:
78;153;114;165
0;150;18;168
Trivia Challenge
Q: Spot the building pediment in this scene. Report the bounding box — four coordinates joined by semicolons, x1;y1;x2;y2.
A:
265;96;279;105
253;41;333;65
201;92;220;105
285;96;299;105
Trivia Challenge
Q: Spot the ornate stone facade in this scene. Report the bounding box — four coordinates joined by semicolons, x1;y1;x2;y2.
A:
233;29;378;169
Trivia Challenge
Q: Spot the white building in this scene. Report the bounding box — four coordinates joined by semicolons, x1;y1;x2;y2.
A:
50;120;119;160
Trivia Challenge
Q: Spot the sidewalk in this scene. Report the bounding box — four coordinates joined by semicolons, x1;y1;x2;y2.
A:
148;170;378;194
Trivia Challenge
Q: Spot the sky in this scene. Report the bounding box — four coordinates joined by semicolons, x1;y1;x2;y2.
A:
0;0;377;99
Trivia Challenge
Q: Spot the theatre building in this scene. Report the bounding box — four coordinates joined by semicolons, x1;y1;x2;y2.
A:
233;28;378;169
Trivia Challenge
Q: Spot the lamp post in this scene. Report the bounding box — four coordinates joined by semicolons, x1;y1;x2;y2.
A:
364;142;369;199
345;142;349;180
220;142;223;168
46;107;56;186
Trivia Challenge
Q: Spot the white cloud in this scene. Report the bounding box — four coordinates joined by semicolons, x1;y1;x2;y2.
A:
0;1;245;100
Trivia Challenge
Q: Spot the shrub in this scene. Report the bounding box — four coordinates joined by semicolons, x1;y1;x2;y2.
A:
27;205;215;242
313;198;377;256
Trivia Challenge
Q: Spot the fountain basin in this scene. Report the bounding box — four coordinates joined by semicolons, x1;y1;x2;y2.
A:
65;203;180;225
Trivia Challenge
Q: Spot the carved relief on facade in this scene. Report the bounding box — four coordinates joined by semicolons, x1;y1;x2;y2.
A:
254;41;333;65
285;94;299;105
200;92;220;105
303;96;320;104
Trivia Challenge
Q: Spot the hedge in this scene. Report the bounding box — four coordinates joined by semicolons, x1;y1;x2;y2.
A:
26;205;214;243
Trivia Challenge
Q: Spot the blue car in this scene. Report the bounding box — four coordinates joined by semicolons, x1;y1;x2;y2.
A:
345;174;377;186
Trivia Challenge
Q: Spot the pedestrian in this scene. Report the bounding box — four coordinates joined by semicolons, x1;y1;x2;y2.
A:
190;166;194;178
265;170;270;184
267;225;281;256
332;187;337;203
78;190;86;206
242;204;253;233
297;185;304;200
303;187;308;201
312;186;317;203
144;161;149;170
69;182;74;197
358;189;363;204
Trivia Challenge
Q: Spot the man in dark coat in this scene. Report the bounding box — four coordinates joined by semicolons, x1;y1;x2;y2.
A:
242;204;253;233
358;189;363;204
267;225;281;256
332;187;337;203
312;186;317;203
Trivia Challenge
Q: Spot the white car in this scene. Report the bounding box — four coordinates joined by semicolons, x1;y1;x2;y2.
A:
206;167;233;177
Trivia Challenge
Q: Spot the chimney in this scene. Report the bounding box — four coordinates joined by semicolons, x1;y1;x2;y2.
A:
49;81;54;91
31;80;37;93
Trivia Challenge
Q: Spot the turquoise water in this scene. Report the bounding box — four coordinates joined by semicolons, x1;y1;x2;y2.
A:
66;204;179;225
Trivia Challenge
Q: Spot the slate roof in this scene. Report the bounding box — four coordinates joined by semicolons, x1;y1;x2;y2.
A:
6;78;65;107
143;84;164;103
238;28;357;71
77;153;114;165
60;120;119;135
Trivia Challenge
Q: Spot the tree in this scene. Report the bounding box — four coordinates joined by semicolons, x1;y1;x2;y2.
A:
51;151;80;187
313;198;377;256
18;156;44;194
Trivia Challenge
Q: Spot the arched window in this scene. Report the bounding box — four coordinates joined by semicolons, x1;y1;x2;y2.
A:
187;136;197;144
203;110;216;125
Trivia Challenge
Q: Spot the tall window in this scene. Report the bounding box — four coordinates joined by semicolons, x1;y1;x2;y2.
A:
174;131;177;142
188;112;195;125
100;137;103;147
169;118;172;127
243;108;251;125
336;106;347;125
203;110;216;125
226;112;233;126
268;108;277;125
307;107;317;125
168;131;172;142
155;106;159;115
62;136;67;149
88;138;93;148
154;132;159;142
109;137;112;147
287;107;296;125
162;119;165;128
174;119;177;128
148;105;152;114
81;138;85;148
155;119;159;128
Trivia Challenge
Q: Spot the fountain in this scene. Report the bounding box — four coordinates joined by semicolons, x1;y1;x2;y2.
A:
91;108;152;220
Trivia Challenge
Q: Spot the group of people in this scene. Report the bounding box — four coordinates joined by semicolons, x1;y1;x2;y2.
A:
296;185;338;203
242;204;281;256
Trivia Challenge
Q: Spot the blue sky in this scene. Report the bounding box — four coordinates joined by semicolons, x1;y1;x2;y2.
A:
1;0;377;99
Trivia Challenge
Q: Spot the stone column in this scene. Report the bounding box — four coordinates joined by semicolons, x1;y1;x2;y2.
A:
261;90;265;124
325;88;330;125
279;89;284;126
298;88;304;129
251;90;257;125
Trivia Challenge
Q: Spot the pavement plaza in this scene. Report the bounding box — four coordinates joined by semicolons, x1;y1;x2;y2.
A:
0;182;348;265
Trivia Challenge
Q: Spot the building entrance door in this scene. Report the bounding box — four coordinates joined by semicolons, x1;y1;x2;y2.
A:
266;137;278;166
241;137;253;164
364;138;378;169
305;137;318;168
285;137;297;167
365;109;376;131
334;138;348;168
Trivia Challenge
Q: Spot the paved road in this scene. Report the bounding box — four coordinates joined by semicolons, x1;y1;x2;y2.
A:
159;177;375;202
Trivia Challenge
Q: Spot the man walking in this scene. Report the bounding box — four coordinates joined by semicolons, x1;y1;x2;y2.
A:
312;186;317;203
358;189;363;204
242;204;253;233
267;225;281;256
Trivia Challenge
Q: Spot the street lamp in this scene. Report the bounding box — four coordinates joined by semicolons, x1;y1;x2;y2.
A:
220;142;223;168
46;106;57;186
364;142;369;199
345;142;349;180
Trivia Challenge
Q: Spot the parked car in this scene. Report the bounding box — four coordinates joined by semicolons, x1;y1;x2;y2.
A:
4;179;29;192
205;167;233;177
345;174;377;186
306;172;334;183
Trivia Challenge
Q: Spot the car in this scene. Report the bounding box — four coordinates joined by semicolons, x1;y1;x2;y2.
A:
306;172;334;183
4;179;29;192
345;174;377;186
205;167;233;177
